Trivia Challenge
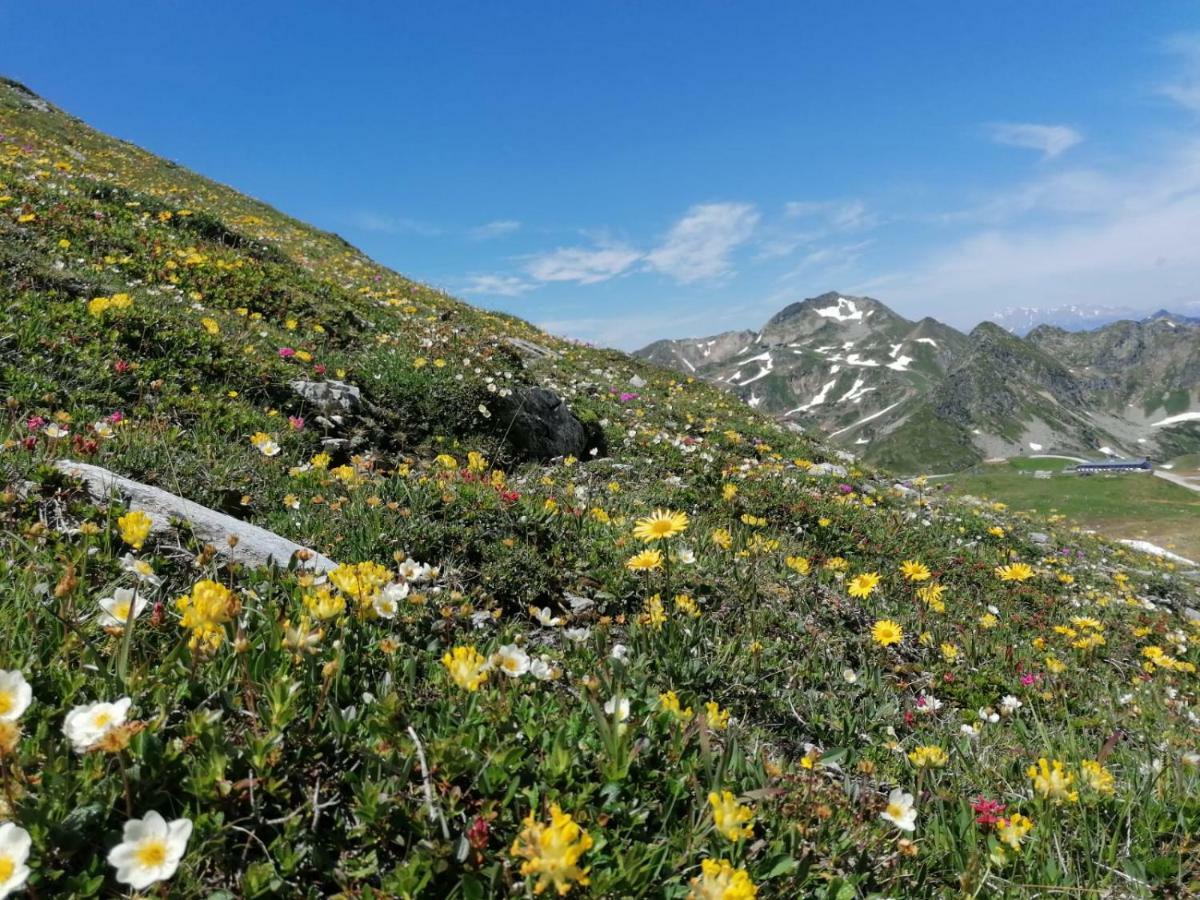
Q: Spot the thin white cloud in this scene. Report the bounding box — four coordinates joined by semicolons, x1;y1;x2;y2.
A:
987;122;1083;158
1160;33;1200;112
462;274;536;296
469;219;521;240
645;202;760;283
784;198;876;231
525;243;642;285
860;140;1200;325
344;211;442;236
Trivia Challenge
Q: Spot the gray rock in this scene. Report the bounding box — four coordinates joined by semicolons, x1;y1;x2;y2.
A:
291;380;361;414
495;387;606;462
1029;532;1050;544
505;337;559;361
807;463;848;477
55;460;336;573
628;374;647;389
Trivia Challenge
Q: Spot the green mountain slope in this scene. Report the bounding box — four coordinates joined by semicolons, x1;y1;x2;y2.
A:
2;77;1200;898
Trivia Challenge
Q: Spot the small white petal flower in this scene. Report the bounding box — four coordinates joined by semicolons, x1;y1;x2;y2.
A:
63;697;132;752
107;811;192;890
529;658;555;681
492;644;530;678
604;696;631;722
563;627;591;643
880;788;917;831
98;588;149;628
0;822;32;898
530;607;562;627
0;671;32;722
120;553;163;586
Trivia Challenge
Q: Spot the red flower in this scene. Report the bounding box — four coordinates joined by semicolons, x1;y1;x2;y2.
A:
972;796;1006;827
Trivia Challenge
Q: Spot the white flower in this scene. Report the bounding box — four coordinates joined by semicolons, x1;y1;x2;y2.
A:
43;423;69;439
960;723;981;739
1181;752;1200;768
107;811;193;890
604;696;631;722
254;438;281;457
977;707;999;725
493;644;530;678
563;627;591;643
529;658;555;681
63;697;132;752
880;788;916;831
98;588;149;628
530;607;561;627
0;822;32;899
0;671;32;722
673;546;696;565
372;581;409;619
999;695;1023;716
609;643;630;662
93;420;114;439
120;554;162;586
915;693;942;715
842;669;858;684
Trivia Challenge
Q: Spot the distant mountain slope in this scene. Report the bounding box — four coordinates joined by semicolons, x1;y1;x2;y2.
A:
636;292;1200;472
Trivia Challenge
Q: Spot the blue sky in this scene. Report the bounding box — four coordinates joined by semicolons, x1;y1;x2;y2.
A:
5;2;1200;347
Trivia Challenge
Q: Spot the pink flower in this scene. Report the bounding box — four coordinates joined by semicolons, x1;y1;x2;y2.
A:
1020;673;1040;687
313;363;327;375
26;416;46;430
288;416;305;431
278;347;296;359
108;411;124;423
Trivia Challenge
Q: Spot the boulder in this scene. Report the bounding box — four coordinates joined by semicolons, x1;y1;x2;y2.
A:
495;387;606;462
290;380;362;415
504;337;559;361
807;462;848;477
628;374;647;389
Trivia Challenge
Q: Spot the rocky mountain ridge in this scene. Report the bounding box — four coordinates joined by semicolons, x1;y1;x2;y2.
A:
635;292;1200;472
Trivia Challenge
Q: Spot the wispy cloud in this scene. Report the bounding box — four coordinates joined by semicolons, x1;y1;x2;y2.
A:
343;210;443;236
462;274;536;296
987;122;1083;158
1159;33;1200;112
860;140;1200;325
644;202;760;282
525;243;642;285
784;198;876;231
469;219;521;240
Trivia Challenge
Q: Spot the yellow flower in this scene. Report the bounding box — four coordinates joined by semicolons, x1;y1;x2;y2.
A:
304;585;346;620
1027;758;1077;803
688;858;757;900
979;613;999;629
176;579;239;650
467;451;488;473
328;561;391;611
626;549;664;572
117;511;153;550
996;813;1034;852
916;583;946;612
739;513;766;527
658;690;693;722
848;572;881;598
711;528;732;550
995;562;1035;582
673;594;701;618
722;483;738;501
510;804;592;896
632;508;689;542
784;555;810;575
871;619;903;647
1080;760;1115;795
704;701;730;730
640;594;668;629
200;317;220;335
441;646;490;692
900;560;931;582
940;642;959;662
907;745;949;768
823;556;848;571
1044;655;1066;674
708;790;754;841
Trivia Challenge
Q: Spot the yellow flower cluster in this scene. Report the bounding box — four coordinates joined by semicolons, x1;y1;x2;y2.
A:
510;804;592;895
708;790;754;841
176;579;239;651
688;858;757;899
87;292;133;317
117;511;153;550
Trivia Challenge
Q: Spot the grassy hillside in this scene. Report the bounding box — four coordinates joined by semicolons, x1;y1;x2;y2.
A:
946;459;1200;563
2;77;1200;898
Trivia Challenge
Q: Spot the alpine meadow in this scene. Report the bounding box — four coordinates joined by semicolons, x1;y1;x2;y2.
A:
2;57;1200;900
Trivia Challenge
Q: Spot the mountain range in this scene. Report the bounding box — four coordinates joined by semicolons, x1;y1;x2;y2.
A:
990;302;1200;335
635;292;1200;472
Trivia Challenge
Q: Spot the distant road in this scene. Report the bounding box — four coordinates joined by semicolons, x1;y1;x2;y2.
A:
1155;470;1200;495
